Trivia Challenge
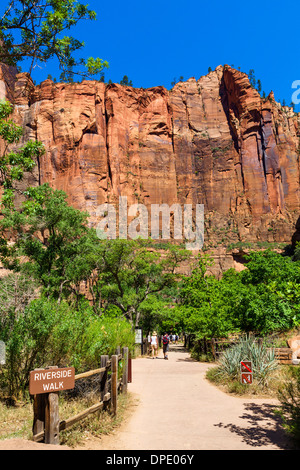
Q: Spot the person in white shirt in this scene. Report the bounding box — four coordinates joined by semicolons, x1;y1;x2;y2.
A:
150;331;159;358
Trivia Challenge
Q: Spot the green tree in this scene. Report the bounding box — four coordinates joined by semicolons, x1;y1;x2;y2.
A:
248;69;256;88
0;183;93;302
257;79;262;93
237;250;300;334
241;250;300;286
89;239;190;326
0;100;44;208
119;75;133;86
179;250;300;339
0;0;108;81
171;76;184;87
179;255;240;339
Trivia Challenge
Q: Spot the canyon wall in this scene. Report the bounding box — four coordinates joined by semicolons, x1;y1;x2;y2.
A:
1;63;299;275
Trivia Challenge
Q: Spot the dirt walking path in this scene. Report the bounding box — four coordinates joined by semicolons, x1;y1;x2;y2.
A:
0;344;294;451
77;344;293;451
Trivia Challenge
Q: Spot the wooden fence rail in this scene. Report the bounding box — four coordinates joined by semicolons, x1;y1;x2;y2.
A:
32;347;129;445
185;335;293;364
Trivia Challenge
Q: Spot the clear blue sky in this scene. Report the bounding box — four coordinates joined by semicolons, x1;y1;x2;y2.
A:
5;0;300;109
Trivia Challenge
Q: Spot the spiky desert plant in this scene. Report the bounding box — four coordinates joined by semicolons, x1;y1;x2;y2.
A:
217;337;278;386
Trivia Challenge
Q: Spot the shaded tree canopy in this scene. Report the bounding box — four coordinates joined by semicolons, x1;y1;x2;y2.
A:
0;0;108;81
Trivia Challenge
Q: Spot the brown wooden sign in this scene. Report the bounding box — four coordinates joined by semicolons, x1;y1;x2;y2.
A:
30;367;75;395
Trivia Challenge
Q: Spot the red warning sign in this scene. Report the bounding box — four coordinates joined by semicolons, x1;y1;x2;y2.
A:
241;373;253;384
240;361;253;384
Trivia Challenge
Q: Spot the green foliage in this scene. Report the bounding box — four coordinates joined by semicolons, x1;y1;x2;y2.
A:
178;250;300;339
277;367;300;444
0;100;44;208
77;314;135;371
178;255;241;339
0;0;108;81
0;296;134;398
119;75;133;86
170;76;184;87
238;251;300;334
0;179;190;328
87;239;190;326
293;242;300;261
0;272;39;341
0;183;93;300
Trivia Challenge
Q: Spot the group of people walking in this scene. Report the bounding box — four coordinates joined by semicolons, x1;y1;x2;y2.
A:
149;332;179;360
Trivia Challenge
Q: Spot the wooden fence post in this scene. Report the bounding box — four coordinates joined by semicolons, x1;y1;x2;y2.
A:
33;393;46;441
45;391;60;445
122;347;129;394
128;352;132;383
111;355;118;416
44;366;59;445
31;348;130;444
211;338;216;360
100;355;109;406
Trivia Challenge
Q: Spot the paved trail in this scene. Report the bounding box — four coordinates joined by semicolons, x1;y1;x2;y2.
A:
81;344;293;451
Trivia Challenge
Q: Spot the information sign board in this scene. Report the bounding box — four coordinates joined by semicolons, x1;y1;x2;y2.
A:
135;328;142;344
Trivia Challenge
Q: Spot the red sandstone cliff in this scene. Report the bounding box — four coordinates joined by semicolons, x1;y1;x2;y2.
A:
1;64;299;273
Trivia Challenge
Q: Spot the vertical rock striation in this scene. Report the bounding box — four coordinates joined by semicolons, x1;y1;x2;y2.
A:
1;64;299;272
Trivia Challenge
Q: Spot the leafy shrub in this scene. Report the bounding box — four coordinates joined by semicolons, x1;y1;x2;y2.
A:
0;272;39;341
277;367;300;444
0;297;135;399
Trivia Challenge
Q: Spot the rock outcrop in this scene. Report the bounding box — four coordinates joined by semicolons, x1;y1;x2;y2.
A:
287;335;300;363
1;64;300;274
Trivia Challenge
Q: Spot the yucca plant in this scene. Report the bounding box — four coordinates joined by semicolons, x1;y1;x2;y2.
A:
217;337;278;386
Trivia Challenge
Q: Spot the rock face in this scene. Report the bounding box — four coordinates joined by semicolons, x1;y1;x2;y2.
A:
287;335;300;362
1;64;300;274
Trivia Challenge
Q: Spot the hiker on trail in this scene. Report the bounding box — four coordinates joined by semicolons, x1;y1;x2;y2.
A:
162;333;170;360
150;331;158;358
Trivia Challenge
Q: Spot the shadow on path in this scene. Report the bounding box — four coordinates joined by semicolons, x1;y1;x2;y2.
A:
169;344;200;362
214;402;296;450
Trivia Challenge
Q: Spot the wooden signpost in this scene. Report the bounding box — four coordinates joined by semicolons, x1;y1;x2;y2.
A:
30;347;130;445
30;366;75;445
